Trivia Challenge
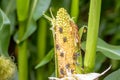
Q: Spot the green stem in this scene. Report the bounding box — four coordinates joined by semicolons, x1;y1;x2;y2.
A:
17;0;29;79
18;22;28;80
17;0;30;21
84;0;102;73
18;41;28;80
37;18;47;59
70;0;79;22
36;18;47;80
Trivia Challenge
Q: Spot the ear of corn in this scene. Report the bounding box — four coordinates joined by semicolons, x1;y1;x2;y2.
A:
45;8;82;78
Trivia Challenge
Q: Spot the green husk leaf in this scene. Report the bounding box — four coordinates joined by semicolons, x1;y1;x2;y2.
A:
35;49;54;69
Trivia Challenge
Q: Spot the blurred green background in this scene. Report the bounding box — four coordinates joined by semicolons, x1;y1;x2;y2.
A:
0;0;120;80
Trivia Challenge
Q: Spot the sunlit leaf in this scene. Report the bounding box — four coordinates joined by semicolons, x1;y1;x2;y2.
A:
0;9;10;56
104;68;120;80
35;49;54;69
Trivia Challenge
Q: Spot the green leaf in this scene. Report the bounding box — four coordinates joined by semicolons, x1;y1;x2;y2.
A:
14;0;50;43
95;52;106;71
1;0;16;35
14;19;37;44
33;0;51;21
8;12;16;35
97;38;120;60
21;19;37;41
14;0;37;43
22;0;50;41
104;68;120;80
81;38;120;60
79;26;87;39
14;0;31;43
0;9;10;56
35;49;54;69
1;0;16;14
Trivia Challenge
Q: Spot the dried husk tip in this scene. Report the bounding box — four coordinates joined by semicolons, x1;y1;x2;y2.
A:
49;66;111;80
